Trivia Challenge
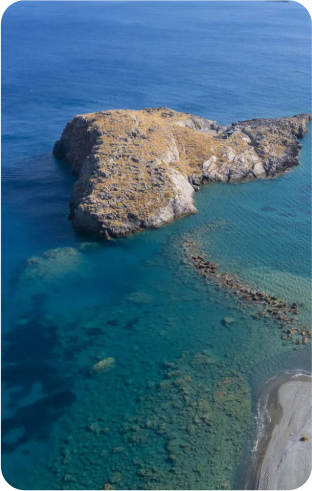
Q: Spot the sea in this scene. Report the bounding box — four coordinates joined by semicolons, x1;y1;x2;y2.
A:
1;1;311;489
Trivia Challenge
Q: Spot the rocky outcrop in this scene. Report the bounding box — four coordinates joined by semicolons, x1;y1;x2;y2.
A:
182;237;311;346
232;114;311;176
53;108;311;238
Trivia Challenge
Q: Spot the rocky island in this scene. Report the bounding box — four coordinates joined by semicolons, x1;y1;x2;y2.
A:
53;108;311;238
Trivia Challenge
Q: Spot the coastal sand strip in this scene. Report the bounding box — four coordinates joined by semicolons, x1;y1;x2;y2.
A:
257;378;312;490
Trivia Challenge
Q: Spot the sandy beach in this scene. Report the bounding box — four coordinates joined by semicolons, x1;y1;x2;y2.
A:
254;374;312;490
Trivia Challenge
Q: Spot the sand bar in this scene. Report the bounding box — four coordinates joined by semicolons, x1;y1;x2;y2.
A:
255;375;312;490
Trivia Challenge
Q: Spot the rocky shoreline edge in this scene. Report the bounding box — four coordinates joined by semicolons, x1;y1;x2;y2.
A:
246;372;312;490
53;107;311;238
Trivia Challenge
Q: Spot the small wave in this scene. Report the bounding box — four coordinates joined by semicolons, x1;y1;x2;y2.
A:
251;393;270;454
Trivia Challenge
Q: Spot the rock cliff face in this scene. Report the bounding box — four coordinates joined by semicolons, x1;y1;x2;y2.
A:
53;108;311;238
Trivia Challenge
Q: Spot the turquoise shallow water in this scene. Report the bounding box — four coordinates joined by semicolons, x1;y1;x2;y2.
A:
1;2;311;489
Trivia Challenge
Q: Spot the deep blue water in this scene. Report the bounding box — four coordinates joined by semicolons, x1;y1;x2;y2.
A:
1;2;311;489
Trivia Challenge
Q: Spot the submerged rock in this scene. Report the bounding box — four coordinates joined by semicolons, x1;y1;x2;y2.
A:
222;317;235;327
53;108;311;238
15;247;84;302
92;357;116;373
24;247;83;278
79;241;101;253
125;291;153;304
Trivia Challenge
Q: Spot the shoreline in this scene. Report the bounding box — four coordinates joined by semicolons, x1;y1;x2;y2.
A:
247;371;312;490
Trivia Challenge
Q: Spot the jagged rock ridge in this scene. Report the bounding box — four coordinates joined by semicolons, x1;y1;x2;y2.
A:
53;108;311;238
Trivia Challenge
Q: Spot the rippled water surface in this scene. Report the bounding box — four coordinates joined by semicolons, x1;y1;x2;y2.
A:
1;2;311;489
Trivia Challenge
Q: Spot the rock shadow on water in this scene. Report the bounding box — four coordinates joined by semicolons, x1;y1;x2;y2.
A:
2;294;76;453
